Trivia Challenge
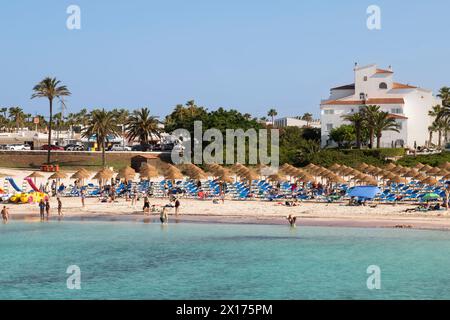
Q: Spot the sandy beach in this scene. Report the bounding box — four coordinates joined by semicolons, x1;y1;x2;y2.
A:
2;167;450;231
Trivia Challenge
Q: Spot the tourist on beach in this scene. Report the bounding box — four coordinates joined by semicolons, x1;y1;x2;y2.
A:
1;206;9;224
160;207;168;224
286;214;297;227
57;197;63;216
143;196;150;214
174;198;180;215
45;200;50;219
38;200;45;220
80;189;86;208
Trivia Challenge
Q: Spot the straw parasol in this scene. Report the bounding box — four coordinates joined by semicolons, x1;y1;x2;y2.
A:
48;172;68;180
426;167;441;176
403;169;419;178
414;163;425;170
140;163;159;180
420;176;439;185
163;165;184;181
440;162;450;170
384;163;397;171
117;166;136;180
419;164;433;172
389;176;408;184
329;163;342;172
93;168;115;184
268;173;287;183
27;172;44;185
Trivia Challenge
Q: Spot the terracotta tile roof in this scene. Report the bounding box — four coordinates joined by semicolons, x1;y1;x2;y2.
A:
376;68;393;74
392;82;417;89
322;98;405;106
388;114;408;120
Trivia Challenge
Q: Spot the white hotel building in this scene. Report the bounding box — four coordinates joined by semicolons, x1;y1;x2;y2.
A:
320;64;441;148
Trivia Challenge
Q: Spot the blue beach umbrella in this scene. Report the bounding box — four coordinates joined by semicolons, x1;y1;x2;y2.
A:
347;186;381;200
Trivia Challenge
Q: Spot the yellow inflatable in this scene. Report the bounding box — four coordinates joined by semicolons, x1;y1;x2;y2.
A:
9;192;49;204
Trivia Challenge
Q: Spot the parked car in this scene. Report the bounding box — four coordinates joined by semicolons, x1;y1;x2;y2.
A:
7;144;31;151
131;144;161;152
41;144;64;151
109;145;132;151
64;144;85;151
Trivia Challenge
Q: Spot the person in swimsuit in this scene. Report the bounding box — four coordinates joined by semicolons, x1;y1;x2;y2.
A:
45;200;51;219
160;207;168;224
174;198;180;216
57;197;62;216
38;200;46;221
286;214;297;227
1;206;9;224
143;196;150;214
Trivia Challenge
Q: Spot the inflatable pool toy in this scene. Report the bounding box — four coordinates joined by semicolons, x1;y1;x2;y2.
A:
7;177;49;204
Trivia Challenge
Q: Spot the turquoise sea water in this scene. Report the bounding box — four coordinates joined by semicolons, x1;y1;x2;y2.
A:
1;220;450;300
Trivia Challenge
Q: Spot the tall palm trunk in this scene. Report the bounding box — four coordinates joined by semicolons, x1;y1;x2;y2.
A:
47;98;53;164
102;139;106;168
376;135;381;149
439;130;442;148
369;128;374;149
429;131;433;147
355;125;361;149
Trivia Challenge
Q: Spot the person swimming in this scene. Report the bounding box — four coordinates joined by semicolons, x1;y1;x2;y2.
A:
286;214;297;227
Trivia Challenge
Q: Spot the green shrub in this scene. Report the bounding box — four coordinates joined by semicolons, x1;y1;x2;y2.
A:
397;152;450;167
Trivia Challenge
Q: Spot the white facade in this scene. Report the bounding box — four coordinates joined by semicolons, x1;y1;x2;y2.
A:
274;117;321;129
320;64;441;148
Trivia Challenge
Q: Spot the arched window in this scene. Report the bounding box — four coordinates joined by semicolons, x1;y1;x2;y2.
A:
379;82;388;89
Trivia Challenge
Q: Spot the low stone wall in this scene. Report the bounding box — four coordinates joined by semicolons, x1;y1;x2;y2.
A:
0;151;171;169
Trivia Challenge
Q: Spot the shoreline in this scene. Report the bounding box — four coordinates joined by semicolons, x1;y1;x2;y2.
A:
7;210;450;232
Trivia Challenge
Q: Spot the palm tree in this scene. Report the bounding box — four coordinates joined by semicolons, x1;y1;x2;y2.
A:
361;105;380;149
267;108;278;126
373;112;401;148
82;109;121;167
31;78;71;164
125;108;161;150
438;87;450;107
341;111;365;148
0;107;7;119
428;123;437;147
301;113;314;127
8;107;25;131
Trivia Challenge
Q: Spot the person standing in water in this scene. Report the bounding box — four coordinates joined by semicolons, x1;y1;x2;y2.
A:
38;200;46;221
174;198;180;216
143;196;150;215
57;197;63;216
45;200;51;220
286;214;297;228
160;207;169;224
1;206;9;224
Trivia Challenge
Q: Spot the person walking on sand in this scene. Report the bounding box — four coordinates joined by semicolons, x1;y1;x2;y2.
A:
57;197;63;216
38;200;46;221
174;198;181;216
1;206;9;224
80;189;86;208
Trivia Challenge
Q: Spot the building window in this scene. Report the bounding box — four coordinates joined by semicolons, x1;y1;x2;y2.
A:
379;82;388;89
364;76;368;81
326;124;333;131
397;121;402;130
324;109;334;115
391;108;403;114
359;93;366;100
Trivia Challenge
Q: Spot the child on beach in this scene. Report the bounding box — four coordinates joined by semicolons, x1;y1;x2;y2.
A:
143;196;150;214
160;207;168;224
1;206;9;224
80;189;86;208
38;200;45;221
174;198;180;216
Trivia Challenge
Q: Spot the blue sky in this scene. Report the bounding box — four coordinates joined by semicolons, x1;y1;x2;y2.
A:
0;0;449;119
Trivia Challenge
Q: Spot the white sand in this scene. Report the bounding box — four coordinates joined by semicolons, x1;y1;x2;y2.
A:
2;167;450;230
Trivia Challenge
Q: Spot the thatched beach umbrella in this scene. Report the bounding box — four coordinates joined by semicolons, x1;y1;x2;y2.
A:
440;162;450;170
384;163;397;171
117;166;136;181
163;165;184;181
140;163;159;181
420;176;439;185
414;163;425;170
329;163;342;172
419;164;433;172
27;172;44;185
93;168;115;185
